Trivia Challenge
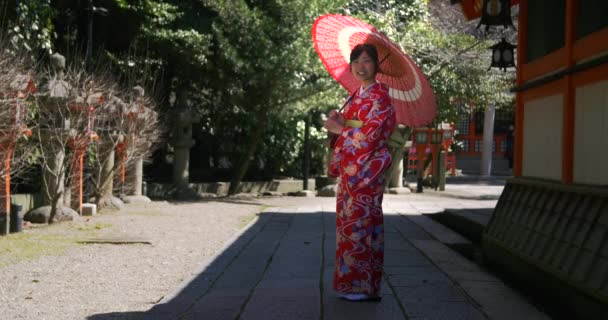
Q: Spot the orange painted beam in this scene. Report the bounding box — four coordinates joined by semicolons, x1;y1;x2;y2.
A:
521;80;566;103
521;48;567;82
573;28;608;62
572;63;608;87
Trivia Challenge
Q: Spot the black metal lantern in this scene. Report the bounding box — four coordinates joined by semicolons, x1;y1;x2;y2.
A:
477;0;515;31
489;38;516;71
415;128;429;146
431;130;444;145
443;129;453;144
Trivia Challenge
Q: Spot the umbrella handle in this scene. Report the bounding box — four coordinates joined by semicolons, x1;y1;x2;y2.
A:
339;91;358;112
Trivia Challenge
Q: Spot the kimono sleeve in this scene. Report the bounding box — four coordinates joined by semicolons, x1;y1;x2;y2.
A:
329;135;344;178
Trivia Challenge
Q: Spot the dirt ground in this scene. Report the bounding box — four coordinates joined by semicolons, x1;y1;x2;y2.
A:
0;196;333;320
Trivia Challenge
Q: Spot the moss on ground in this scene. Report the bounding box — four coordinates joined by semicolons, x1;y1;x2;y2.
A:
0;221;113;268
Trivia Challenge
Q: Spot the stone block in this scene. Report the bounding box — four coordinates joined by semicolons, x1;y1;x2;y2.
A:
317;185;337;197
82;203;97;216
315;176;336;189
122;195;152;204
24;205;78;224
388;187;411;194
261;191;284;196
288;190;316;197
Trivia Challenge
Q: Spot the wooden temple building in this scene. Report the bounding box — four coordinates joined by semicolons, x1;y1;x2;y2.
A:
456;0;608;318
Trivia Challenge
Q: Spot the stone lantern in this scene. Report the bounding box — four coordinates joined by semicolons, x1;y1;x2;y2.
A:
172;108;199;190
94;94;125;210
387;126;412;195
414;127;430;193
122;85;152;204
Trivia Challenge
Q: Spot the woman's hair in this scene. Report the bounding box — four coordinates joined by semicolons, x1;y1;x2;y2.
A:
350;44;380;70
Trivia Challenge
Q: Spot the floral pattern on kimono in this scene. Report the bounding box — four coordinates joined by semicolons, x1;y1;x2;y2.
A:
329;82;395;296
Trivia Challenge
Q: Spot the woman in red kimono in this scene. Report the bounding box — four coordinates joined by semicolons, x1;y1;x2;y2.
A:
324;44;396;301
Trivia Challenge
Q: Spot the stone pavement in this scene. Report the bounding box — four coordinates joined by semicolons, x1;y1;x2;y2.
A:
90;177;549;320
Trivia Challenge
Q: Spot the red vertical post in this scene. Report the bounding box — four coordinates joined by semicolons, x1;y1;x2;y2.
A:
115;142;127;192
442;125;455;176
0;144;11;216
5;146;13;214
70;142;86;213
562;0;577;183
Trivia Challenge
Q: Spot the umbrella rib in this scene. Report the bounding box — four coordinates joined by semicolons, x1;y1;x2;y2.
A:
379;53;391;66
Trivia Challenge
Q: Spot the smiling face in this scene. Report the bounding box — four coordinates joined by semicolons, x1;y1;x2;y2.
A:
349;45;379;87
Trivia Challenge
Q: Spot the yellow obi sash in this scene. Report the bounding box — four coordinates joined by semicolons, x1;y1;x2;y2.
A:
345;119;363;128
344;119;404;148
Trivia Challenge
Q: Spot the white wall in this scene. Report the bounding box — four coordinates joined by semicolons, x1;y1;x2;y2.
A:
523;94;563;180
574;80;608;185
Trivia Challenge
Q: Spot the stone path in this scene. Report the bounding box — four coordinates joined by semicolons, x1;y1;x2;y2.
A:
88;193;549;320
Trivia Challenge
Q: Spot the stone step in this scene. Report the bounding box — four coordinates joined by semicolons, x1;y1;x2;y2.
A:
404;214;474;257
431;208;493;243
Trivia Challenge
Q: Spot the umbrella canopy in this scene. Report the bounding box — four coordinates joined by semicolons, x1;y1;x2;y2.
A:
312;14;436;126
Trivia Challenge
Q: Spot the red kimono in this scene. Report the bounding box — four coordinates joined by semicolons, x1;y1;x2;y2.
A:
329;82;396;296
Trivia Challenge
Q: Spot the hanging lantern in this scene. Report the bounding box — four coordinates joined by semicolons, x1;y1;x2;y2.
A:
489;38;517;71
477;0;515;31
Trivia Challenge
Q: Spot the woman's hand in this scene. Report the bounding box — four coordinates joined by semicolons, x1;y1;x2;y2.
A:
328;109;344;121
324;110;345;134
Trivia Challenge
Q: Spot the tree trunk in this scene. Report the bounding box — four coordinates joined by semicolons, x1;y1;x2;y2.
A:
48;191;62;224
95;141;117;206
228;111;268;195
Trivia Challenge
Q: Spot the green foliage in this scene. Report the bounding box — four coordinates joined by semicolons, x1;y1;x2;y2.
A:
255;110;328;178
341;0;428;30
192;0;344;182
104;0;214;90
344;1;515;125
5;0;56;56
13;0;517;183
419;28;515;123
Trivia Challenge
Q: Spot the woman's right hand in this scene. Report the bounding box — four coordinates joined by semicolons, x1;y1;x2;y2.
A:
328;110;344;124
324;118;344;134
324;110;345;134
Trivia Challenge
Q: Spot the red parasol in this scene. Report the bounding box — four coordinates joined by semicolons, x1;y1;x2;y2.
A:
312;14;436;126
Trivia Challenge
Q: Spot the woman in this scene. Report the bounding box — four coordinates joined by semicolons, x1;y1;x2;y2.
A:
324;44;396;301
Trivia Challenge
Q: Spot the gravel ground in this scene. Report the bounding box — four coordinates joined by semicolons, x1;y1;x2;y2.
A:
0;196;324;320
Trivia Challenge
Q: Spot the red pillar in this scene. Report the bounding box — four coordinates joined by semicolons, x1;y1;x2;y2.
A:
69;140;87;213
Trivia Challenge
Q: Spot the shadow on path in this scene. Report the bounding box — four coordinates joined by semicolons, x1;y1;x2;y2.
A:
87;207;488;320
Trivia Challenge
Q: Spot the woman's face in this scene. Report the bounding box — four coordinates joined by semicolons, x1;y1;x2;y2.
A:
351;51;377;86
